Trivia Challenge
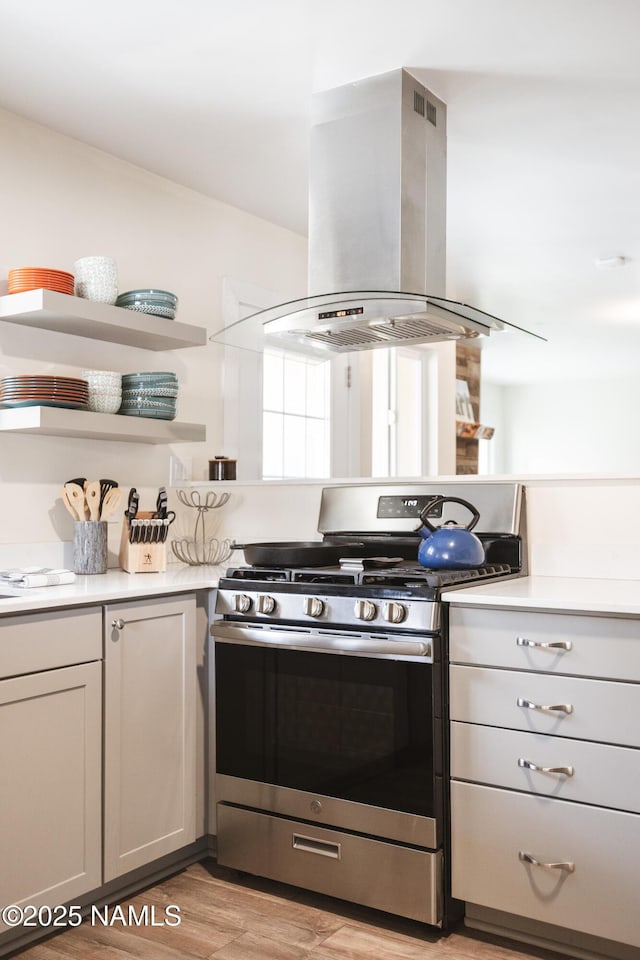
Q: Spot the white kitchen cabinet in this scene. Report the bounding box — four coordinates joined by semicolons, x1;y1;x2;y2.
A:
0;643;102;929
448;604;640;952
451;780;640;949
103;594;197;881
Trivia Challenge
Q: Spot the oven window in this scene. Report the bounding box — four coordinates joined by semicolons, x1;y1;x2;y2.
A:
215;643;436;818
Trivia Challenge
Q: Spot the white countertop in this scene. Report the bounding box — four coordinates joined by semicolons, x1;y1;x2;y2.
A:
442;575;640;616
0;565;222;615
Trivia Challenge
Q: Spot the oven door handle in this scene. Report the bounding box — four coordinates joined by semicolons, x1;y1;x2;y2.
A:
212;621;433;660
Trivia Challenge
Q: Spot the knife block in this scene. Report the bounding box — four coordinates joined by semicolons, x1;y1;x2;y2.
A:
119;512;167;573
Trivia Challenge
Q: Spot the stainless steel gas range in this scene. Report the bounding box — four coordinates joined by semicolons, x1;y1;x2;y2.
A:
211;482;525;927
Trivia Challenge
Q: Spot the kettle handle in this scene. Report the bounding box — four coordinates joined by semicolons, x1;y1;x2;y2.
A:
419;496;480;533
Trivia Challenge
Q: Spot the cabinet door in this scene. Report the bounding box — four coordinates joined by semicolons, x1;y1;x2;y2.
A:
103;595;196;881
451;781;640;949
450;664;640;747
450;721;640;813
449;606;640;681
0;662;101;927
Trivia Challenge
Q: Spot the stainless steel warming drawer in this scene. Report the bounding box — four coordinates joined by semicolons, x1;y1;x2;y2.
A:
216;802;443;925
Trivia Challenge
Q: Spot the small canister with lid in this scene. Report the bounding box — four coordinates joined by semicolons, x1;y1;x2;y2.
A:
209;456;237;481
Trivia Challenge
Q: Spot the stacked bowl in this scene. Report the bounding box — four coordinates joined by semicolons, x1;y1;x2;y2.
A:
115;289;178;319
119;371;178;420
80;369;122;414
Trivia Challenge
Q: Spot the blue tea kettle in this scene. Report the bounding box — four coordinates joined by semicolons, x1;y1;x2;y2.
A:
417;496;485;569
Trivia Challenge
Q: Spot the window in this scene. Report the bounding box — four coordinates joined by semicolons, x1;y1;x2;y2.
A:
371;347;426;477
262;350;331;479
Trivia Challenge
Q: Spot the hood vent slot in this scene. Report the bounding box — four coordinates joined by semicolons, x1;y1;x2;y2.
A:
414;90;425;117
304;317;478;350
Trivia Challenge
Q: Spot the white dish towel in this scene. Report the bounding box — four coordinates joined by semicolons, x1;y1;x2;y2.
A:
0;567;76;588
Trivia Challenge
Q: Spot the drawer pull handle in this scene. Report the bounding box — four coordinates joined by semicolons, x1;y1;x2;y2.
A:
517;636;572;652
517;697;573;715
292;833;341;860
518;757;575;777
519;850;575;874
111;618;126;631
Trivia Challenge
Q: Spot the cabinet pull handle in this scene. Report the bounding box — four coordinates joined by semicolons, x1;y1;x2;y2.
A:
518;757;575;777
519;850;575;874
517;636;572;651
517;697;573;715
292;833;341;860
111;618;126;630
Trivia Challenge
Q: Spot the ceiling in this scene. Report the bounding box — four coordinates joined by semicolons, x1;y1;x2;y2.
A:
2;0;640;383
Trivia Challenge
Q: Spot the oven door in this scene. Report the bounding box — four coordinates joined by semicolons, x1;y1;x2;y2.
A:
213;620;442;850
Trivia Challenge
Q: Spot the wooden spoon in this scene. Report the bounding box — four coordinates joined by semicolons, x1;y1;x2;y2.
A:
85;480;101;521
64;482;88;520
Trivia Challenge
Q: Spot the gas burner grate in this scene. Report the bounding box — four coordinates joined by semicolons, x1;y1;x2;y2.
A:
361;562;512;589
224;566;292;582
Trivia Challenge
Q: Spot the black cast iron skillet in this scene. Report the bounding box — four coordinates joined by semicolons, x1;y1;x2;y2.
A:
232;539;418;567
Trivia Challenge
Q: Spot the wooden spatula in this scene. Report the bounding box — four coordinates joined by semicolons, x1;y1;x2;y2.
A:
85;480;101;521
64;482;88;520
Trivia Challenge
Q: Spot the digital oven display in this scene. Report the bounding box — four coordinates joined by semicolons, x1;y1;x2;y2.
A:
377;495;443;520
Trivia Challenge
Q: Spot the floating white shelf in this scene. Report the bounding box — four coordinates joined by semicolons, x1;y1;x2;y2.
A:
0;289;208;351
0;406;206;444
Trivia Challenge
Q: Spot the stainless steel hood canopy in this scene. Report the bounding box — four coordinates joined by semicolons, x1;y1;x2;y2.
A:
210;69;541;354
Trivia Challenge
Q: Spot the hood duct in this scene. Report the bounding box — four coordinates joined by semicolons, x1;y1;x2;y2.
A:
210;68;541;354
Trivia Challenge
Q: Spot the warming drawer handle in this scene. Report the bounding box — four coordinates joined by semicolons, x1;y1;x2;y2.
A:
517;697;574;715
519;850;575;874
517;636;573;652
292;833;341;860
518;757;575;777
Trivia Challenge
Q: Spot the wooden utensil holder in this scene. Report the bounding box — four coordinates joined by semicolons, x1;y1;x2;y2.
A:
119;511;167;573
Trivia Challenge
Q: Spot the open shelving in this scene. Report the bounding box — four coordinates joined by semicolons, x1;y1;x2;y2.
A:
0;289;208;351
0;406;206;444
0;289;208;444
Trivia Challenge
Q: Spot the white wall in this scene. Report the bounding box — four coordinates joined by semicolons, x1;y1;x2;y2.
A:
0;107;306;563
207;474;640;581
481;376;636;474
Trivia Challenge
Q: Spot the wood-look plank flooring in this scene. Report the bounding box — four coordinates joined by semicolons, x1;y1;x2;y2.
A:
14;859;566;960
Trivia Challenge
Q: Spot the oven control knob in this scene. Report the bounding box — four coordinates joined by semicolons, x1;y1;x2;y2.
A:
234;593;253;613
354;599;377;621
384;601;407;624
257;594;276;615
303;596;325;618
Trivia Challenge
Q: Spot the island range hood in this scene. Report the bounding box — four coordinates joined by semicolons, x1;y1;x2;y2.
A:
210;68;541;354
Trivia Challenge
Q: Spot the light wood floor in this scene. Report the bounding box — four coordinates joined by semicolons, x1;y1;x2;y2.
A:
15;859;565;960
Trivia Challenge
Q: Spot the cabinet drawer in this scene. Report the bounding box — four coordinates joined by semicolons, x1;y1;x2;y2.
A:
450;665;640;747
217;803;441;926
451;722;640;812
0;607;102;678
451;781;640;949
449;606;640;681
